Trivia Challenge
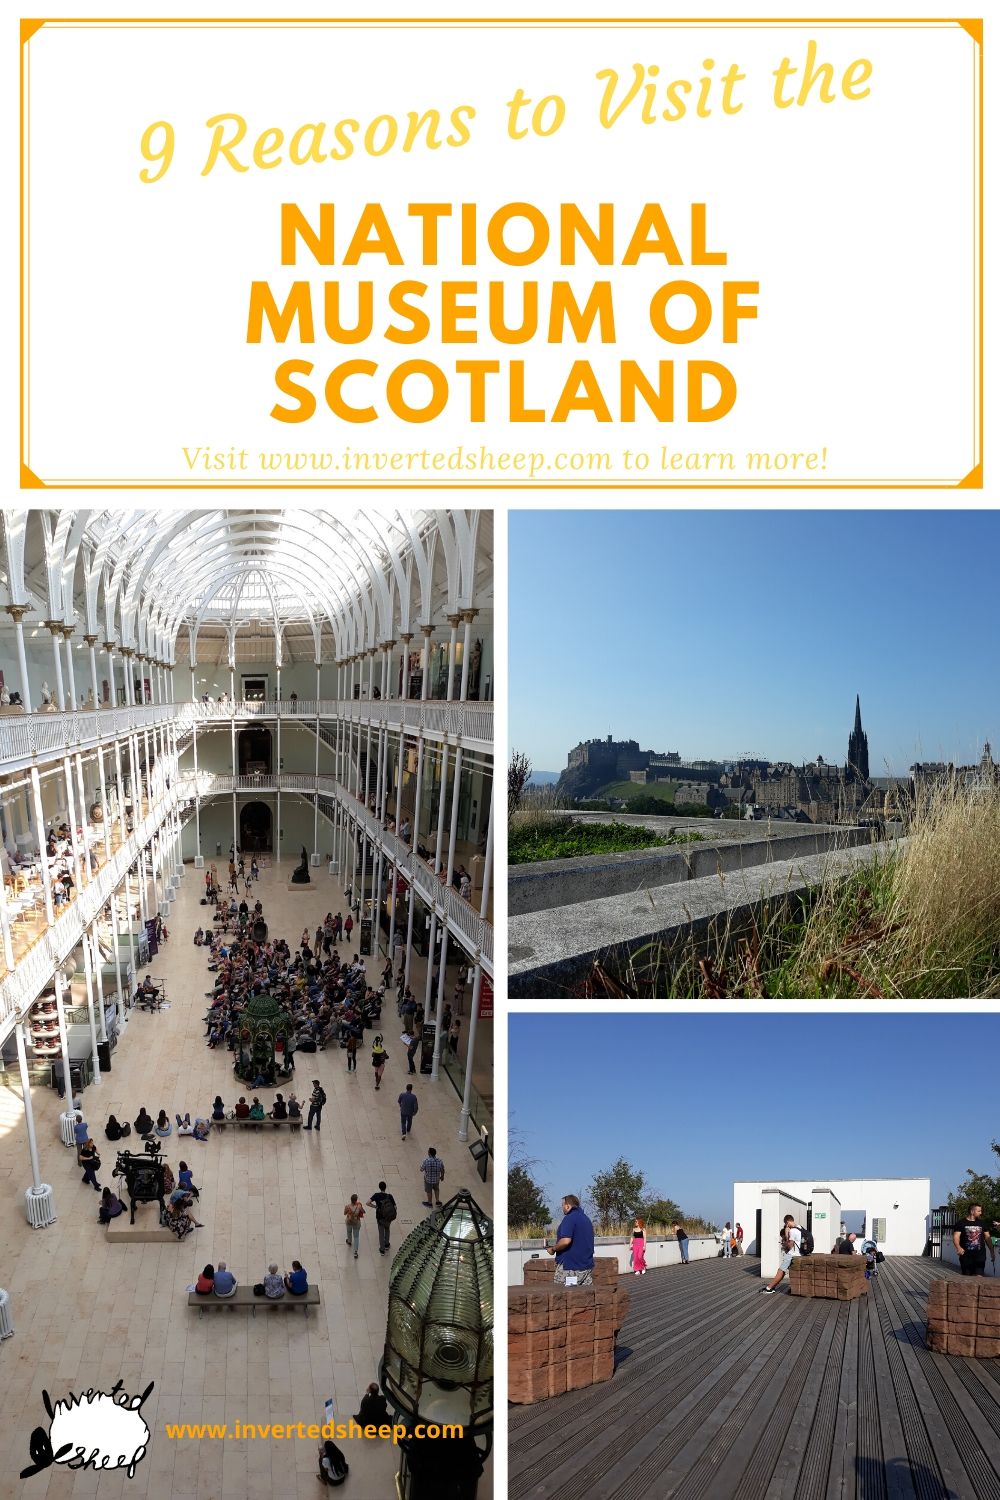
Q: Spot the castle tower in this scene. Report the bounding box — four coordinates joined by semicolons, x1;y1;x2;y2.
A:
847;694;869;781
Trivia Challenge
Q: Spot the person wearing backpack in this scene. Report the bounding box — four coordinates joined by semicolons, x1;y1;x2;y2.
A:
367;1180;397;1254
304;1079;327;1131
761;1214;801;1293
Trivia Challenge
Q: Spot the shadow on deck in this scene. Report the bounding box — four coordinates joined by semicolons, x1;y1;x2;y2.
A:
509;1255;1000;1500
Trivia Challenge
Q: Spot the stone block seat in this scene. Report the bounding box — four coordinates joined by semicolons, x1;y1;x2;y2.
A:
509;1256;629;1405
790;1252;868;1300
926;1277;1000;1357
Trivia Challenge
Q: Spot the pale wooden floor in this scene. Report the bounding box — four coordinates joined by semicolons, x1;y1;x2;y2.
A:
0;858;493;1498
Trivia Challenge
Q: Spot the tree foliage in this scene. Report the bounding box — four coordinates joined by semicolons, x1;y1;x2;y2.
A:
588;1157;648;1230
946;1141;1000;1226
508;750;532;818
509;1164;552;1230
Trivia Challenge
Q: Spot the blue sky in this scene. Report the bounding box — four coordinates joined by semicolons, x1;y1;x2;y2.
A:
509;1013;994;1224
509;510;1000;773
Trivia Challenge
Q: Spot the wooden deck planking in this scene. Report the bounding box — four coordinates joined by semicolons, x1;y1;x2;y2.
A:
509;1257;1000;1500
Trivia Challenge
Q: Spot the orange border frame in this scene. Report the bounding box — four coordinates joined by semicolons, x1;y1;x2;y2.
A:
19;17;983;489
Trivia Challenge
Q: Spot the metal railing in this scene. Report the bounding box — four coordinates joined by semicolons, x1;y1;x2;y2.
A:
0;698;493;768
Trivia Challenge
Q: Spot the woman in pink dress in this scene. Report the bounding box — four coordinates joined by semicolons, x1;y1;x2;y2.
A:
631;1216;647;1276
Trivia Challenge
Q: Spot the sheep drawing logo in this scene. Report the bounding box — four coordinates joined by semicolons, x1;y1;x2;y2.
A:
20;1379;154;1479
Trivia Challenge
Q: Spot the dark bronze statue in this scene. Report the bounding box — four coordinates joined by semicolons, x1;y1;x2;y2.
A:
291;845;311;883
113;1140;167;1225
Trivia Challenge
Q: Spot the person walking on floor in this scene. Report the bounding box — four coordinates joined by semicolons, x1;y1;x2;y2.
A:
420;1146;445;1207
345;1031;358;1073
762;1214;802;1293
371;1035;388;1090
80;1139;102;1191
304;1080;327;1131
398;1083;418;1140
674;1223;690;1264
344;1194;365;1258
367;1181;397;1255
405;1027;420;1075
631;1216;648;1276
344;913;354;945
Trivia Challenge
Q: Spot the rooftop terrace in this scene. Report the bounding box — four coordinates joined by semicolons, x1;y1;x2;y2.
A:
509;1255;1000;1499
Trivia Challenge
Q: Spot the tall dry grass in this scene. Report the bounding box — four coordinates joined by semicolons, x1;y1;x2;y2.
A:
577;781;1000;999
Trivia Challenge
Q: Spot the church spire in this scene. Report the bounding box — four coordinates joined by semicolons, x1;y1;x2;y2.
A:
847;694;869;781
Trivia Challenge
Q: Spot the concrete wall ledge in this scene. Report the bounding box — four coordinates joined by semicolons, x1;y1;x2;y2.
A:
510;824;874;915
509;840;906;998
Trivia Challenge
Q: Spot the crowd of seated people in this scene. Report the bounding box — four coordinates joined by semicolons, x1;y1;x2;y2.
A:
199;909;387;1082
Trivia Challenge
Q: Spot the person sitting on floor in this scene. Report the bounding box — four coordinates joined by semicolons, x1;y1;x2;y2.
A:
98;1186;125;1225
134;1106;154;1137
104;1114;127;1142
155;1109;172;1137
194;927;204;946
195;1264;215;1295
176;1112;193;1134
177;1160;199;1200
211;1096;225;1121
234;1096;251;1119
261;1263;284;1299
213;1261;237;1298
318;1440;349;1487
248;1098;265;1121
191;1118;211;1142
283;1260;308;1295
352;1382;389;1428
269;1093;288;1121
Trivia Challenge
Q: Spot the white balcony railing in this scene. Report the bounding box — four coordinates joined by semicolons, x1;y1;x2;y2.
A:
0;698;494;767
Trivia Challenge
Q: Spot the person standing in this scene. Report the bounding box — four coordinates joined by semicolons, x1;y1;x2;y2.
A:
344;1194;365;1259
631;1216;647;1276
371;1035;388;1090
735;1222;744;1255
404;1026;420;1075
721;1222;733;1259
304;1080;327;1131
761;1214;801;1293
953;1204;995;1276
344;913;354;946
367;1181;397;1255
546;1195;595;1287
79;1139;101;1191
398;1083;419;1140
345;1031;358;1074
420;1147;445;1207
674;1223;690;1264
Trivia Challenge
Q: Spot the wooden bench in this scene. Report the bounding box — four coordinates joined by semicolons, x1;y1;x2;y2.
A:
214;1116;302;1130
187;1285;320;1316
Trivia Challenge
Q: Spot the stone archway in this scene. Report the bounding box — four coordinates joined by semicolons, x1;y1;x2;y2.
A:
240;800;273;852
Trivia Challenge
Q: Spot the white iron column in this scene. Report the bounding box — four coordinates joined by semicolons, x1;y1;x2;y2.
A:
29;766;55;926
15;1021;51;1215
458;963;484;1142
104;643;118;708
420;626;433;701
53;969;73;1104
5;605;33;710
81;926;102;1082
445;615;460;700
90;927;108;1044
459;610;478;700
62;628;78;709
46;623;66;710
95;746;112;860
84;634;100;708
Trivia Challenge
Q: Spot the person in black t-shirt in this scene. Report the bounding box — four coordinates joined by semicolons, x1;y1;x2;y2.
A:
674;1223;690;1265
837;1232;858;1254
953;1204;995;1276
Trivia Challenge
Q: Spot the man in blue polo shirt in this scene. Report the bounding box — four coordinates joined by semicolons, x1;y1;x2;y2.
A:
545;1195;595;1287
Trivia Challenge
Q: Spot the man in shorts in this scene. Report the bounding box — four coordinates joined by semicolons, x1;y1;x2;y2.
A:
761;1214;801;1293
546;1195;595;1287
953;1203;995;1276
